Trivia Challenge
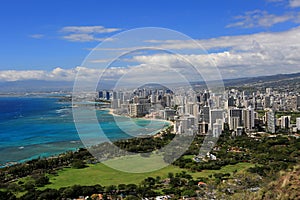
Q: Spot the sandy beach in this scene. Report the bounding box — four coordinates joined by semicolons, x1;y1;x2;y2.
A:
101;108;174;136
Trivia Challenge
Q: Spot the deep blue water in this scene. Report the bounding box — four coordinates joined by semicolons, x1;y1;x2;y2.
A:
0;96;168;166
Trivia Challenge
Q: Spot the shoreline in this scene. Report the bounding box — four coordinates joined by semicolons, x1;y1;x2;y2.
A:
104;108;174;125
102;107;174;133
1;108;174;168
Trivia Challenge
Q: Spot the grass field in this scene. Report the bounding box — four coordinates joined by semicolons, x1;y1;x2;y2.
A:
42;161;255;189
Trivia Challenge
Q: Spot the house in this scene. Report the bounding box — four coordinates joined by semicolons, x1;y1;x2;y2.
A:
198;181;207;187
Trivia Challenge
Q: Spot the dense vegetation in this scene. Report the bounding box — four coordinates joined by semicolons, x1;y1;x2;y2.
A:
1;125;300;199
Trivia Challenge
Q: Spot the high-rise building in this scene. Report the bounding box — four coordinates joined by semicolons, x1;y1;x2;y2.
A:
228;108;243;130
98;90;110;100
212;119;223;137
112;91;118;100
229;117;240;131
203;90;210;102
129;103;149;117
98;91;104;99
227;96;235;107
193;104;199;119
186;102;195;115
266;110;275;133
163;108;176;120
203;106;210;123
281;116;291;129
129;104;143;117
266;88;272;95
106;91;110;100
210;109;224;130
297;96;300;110
111;99;119;109
264;96;271;109
175;115;196;135
243;106;255;131
296;117;300;130
199;121;209;134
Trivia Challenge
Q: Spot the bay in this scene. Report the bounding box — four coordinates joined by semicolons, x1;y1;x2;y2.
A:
0;96;169;166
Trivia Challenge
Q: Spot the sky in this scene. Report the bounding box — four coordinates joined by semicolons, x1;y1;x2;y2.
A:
1;0;300;83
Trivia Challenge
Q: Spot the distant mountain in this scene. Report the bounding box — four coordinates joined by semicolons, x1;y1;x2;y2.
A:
0;80;74;93
0;79;115;93
0;72;300;93
222;72;300;87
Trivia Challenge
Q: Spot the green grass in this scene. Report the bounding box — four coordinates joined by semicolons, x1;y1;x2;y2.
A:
192;162;256;178
182;155;194;159
42;161;255;189
43;163;184;189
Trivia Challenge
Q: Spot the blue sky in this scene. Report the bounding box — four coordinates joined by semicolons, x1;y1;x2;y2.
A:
1;0;300;81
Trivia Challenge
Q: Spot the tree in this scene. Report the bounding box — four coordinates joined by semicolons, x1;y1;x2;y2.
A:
168;172;174;179
124;195;139;200
0;191;16;200
182;189;197;197
105;185;117;195
37;189;60;200
71;159;87;169
142;177;156;188
24;181;35;190
35;175;50;187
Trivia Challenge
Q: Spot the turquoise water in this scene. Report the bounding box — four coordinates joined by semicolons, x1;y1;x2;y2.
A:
0;96;169;166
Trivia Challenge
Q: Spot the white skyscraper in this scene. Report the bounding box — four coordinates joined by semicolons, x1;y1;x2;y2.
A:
243;106;255;131
266;110;275;133
296;117;300;130
212;119;223;137
210;109;224;130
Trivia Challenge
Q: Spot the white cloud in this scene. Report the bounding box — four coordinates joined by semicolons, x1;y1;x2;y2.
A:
290;0;300;7
62;33;106;42
29;34;44;39
142;26;300;53
127;26;300;79
3;26;300;83
0;67;127;83
266;0;285;2
60;25;120;42
60;26;120;34
227;10;294;28
0;67;100;82
0;70;47;81
88;59;114;63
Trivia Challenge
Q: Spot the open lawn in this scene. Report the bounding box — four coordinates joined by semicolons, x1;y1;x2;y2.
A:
43;163;183;189
42;161;255;189
194;162;256;178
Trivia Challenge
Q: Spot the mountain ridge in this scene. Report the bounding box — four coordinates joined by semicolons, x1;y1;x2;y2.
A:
1;72;300;93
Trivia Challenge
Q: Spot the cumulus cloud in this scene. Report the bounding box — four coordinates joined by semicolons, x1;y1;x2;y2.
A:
0;68;72;82
144;26;300;53
3;26;300;83
128;26;300;78
0;67;102;82
0;66;127;83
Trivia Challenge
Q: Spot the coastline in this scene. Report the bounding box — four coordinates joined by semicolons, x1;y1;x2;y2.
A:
103;108;174;134
1;107;173;168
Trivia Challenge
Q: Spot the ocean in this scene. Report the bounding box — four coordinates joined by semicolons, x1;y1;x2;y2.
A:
0;96;169;166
